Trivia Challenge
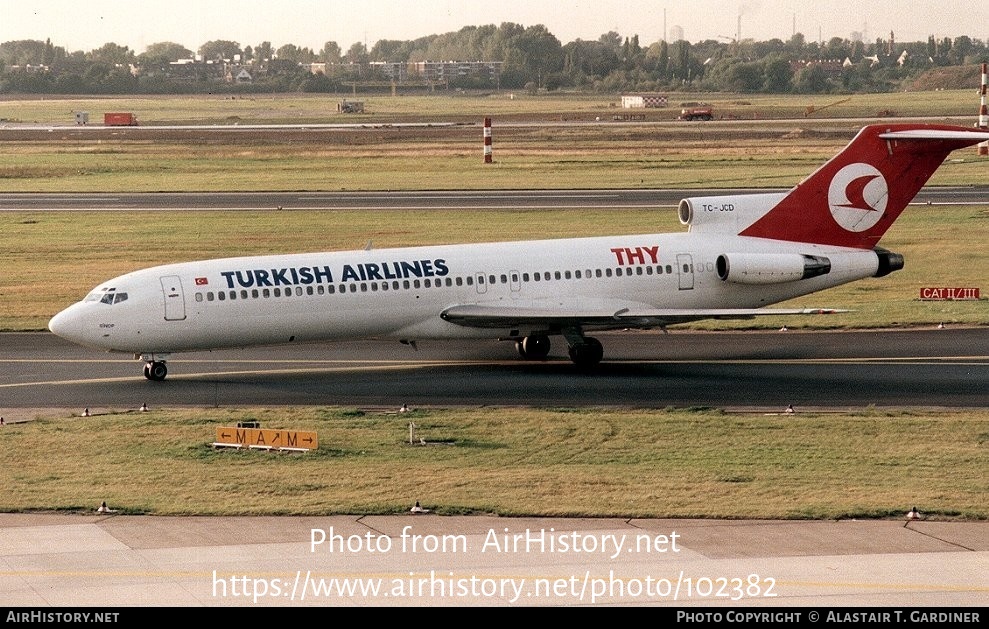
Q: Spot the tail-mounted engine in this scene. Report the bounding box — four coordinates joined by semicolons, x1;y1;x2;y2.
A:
873;247;904;278
716;253;832;285
678;193;787;234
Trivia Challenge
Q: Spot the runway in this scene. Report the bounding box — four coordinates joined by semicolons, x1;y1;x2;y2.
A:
1;327;988;418
2;186;989;211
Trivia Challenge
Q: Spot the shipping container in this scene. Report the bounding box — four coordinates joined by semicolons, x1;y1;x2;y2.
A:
104;112;138;126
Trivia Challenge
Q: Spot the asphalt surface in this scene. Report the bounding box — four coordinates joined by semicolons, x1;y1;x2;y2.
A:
3;187;989;211
1;327;988;419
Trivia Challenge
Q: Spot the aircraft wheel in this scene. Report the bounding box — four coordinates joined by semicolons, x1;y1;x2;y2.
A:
567;337;604;368
145;361;168;381
519;334;551;360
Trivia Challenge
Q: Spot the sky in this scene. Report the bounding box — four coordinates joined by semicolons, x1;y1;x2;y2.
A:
1;1;984;55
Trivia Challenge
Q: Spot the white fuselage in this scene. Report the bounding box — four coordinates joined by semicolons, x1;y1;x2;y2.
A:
48;231;879;356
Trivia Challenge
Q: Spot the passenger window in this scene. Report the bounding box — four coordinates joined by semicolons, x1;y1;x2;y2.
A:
195;293;203;302
207;292;215;302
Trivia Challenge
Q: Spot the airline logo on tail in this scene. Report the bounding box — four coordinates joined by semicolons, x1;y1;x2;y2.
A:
740;124;989;248
827;163;888;233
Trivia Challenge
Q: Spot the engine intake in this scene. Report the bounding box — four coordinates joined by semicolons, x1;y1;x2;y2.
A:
717;253;832;285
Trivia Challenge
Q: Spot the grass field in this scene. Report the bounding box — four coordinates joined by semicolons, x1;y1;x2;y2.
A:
0;89;982;124
1;406;986;519
1;89;985;193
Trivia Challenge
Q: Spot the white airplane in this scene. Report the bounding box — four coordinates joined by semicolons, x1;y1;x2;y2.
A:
49;123;989;380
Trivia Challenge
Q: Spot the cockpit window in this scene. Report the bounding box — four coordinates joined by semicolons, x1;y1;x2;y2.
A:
87;287;126;305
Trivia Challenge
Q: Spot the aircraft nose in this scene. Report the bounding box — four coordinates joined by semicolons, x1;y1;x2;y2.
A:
48;304;87;343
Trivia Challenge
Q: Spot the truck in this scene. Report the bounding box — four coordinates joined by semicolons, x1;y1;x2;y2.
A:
104;112;138;126
679;106;714;121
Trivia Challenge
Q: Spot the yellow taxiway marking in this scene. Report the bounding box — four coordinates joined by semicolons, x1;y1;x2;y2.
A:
0;360;493;388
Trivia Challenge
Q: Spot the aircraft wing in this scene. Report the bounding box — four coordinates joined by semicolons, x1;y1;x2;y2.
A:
440;304;847;330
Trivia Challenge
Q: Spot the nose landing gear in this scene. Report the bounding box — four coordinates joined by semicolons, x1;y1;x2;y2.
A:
140;355;169;381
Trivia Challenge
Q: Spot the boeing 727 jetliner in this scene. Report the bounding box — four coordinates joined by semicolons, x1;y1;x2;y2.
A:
49;123;989;380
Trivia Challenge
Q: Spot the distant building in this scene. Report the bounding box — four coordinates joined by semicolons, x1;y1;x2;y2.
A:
621;94;668;108
226;67;253;83
411;60;503;83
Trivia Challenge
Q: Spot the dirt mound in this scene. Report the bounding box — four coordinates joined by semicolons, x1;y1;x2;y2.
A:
905;65;983;91
780;128;825;140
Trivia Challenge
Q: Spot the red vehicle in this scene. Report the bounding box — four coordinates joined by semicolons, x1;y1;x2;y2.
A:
680;106;713;121
104;112;138;126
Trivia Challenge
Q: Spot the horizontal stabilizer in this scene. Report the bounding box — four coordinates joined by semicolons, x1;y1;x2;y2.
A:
878;129;989;141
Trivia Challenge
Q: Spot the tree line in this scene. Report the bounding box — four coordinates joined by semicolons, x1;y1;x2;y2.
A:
2;23;987;95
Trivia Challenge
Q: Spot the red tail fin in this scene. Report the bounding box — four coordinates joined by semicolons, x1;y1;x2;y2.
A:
739;124;989;249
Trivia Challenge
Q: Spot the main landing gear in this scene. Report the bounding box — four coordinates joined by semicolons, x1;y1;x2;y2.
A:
141;355;169;381
515;332;604;368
